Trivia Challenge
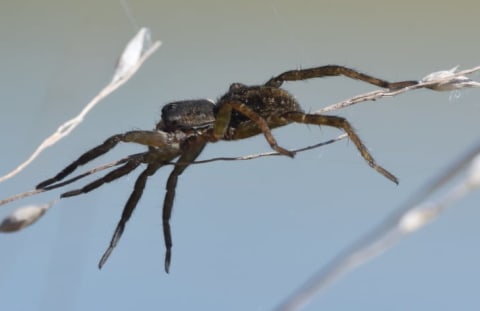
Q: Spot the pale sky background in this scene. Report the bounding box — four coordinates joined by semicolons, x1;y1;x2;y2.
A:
1;1;479;310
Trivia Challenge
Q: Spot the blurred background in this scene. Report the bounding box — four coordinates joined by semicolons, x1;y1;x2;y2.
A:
0;1;479;310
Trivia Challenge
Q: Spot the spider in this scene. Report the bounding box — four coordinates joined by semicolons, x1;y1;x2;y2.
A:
36;65;417;273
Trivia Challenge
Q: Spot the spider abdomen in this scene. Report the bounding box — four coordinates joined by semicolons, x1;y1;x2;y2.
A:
218;84;302;139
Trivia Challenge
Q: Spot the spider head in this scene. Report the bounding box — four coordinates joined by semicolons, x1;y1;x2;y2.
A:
160;99;216;132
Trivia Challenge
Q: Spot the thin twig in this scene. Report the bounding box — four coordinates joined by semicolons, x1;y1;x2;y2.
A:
1;65;479;209
0;189;46;207
1;62;479;291
0;30;161;183
274;140;480;311
319;66;480;113
190;134;348;165
0;153;145;206
0;136;347;207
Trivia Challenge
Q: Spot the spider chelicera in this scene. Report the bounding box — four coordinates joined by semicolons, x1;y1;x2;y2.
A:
36;65;417;273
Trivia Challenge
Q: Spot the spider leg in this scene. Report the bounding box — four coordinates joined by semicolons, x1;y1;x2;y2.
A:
265;65;418;90
214;101;295;157
98;162;162;269
60;156;144;198
282;111;398;184
162;137;207;273
42;153;146;192
36;130;178;189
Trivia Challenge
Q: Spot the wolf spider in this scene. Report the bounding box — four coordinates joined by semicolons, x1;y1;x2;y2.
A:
36;65;417;273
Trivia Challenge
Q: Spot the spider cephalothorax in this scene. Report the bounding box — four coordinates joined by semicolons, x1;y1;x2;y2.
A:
36;65;417;272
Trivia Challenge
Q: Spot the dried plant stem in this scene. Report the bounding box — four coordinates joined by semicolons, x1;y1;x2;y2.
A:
0;153;144;206
274;140;480;311
0;37;161;183
1;59;479;308
2;65;479;208
191;134;347;165
319;66;480;113
0;136;346;207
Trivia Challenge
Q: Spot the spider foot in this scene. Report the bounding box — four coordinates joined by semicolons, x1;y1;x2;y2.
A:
370;162;399;185
275;145;295;158
61;190;83;198
36;177;57;189
164;249;171;273
388;80;418;91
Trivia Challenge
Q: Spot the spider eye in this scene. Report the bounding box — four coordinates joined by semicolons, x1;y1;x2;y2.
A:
229;83;246;91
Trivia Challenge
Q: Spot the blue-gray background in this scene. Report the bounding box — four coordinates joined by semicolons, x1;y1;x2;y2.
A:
1;1;479;310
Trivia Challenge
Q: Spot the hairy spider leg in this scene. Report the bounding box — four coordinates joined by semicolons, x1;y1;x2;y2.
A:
60;157;144;197
213;101;295;157
99;162;163;269
36;130;179;189
42;153;146;192
33;129;186;269
265;65;418;90
282;111;398;184
162;137;207;273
